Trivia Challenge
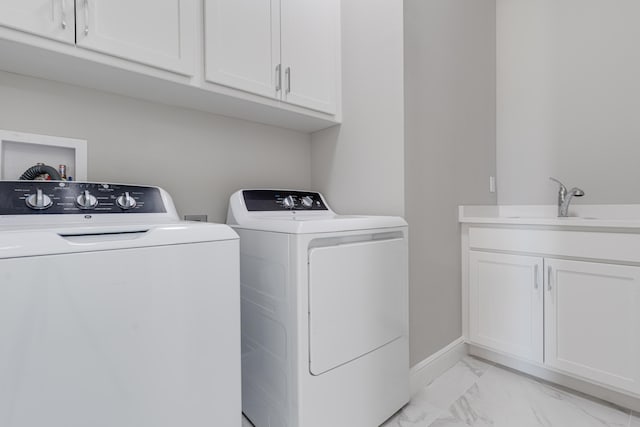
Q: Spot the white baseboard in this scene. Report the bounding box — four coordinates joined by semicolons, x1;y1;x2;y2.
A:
409;337;467;396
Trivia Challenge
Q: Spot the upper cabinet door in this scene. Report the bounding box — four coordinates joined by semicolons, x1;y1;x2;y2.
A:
204;0;280;98
280;0;340;114
75;0;196;76
0;0;75;44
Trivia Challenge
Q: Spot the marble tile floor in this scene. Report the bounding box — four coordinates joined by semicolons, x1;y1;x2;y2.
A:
383;356;639;427
241;356;640;427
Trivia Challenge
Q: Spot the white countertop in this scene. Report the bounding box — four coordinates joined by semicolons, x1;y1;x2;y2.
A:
459;205;640;228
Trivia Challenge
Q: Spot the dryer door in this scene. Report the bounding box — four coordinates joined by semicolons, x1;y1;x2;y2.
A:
308;237;407;375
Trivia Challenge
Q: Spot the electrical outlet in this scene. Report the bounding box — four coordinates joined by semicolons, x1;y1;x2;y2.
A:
184;214;208;222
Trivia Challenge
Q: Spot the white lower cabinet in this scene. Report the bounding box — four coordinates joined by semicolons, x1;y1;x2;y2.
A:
545;258;640;395
469;251;543;363
469;249;640;396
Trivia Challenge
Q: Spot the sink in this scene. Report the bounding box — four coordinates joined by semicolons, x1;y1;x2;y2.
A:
505;216;598;220
460;205;640;228
559;216;598;220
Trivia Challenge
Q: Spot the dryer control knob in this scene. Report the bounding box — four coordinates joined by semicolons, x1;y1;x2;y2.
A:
301;196;313;208
282;195;296;209
116;192;137;210
76;190;98;210
25;188;53;210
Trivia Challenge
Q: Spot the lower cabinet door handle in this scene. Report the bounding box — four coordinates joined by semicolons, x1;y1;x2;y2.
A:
84;0;90;36
61;0;67;30
547;266;552;291
285;67;291;94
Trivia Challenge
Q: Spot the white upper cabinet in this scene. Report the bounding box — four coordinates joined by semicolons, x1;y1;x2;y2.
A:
280;0;339;114
0;0;341;131
204;0;340;115
204;0;280;98
75;0;196;75
0;0;75;44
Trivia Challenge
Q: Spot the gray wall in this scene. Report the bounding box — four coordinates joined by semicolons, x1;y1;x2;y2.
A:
0;71;311;221
310;0;405;217
404;0;497;364
497;0;640;205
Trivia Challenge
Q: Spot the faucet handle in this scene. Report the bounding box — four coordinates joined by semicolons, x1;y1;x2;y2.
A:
549;177;565;189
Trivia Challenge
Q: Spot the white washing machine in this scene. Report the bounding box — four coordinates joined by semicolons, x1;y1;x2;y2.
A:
227;189;409;427
0;180;241;427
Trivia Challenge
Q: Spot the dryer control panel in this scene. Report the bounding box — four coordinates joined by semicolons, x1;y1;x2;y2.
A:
0;181;167;215
243;190;328;211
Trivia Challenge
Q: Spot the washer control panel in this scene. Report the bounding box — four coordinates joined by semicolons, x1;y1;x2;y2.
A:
0;181;166;215
243;190;328;211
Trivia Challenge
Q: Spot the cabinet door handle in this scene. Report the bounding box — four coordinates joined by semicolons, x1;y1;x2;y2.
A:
285;66;291;94
84;0;90;36
534;264;539;290
61;0;67;30
275;64;282;92
547;266;552;291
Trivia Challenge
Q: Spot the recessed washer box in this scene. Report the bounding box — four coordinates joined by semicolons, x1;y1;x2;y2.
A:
0;129;87;181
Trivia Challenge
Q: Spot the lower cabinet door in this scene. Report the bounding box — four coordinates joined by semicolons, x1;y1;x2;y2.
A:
469;251;544;363
544;258;640;395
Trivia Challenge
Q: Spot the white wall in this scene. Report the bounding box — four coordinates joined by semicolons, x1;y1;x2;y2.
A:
0;71;311;221
404;0;497;364
310;0;405;217
497;0;640;205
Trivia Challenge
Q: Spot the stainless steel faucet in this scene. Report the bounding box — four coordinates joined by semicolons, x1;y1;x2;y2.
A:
549;177;585;217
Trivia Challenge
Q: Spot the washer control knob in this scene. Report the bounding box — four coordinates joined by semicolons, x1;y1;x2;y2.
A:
282;195;296;209
26;188;53;210
301;196;313;208
76;190;98;210
116;192;137;210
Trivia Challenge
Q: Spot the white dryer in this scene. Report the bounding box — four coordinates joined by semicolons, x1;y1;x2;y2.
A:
0;181;241;427
227;189;409;427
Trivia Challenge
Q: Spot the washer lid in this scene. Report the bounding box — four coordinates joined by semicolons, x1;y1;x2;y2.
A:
0;222;238;259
